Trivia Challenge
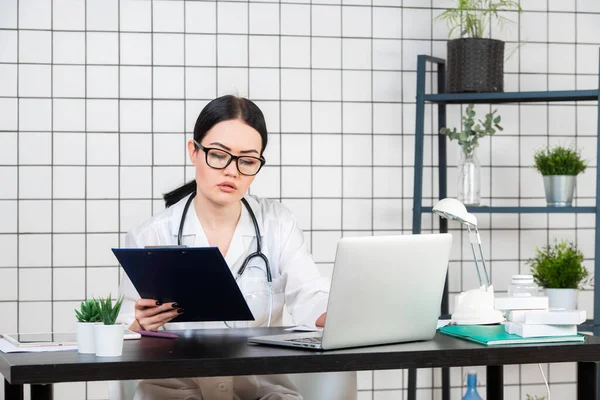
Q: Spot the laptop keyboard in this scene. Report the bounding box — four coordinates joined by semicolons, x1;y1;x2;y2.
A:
285;336;322;344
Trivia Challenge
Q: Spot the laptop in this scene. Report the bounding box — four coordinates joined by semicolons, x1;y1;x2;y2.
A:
248;233;453;350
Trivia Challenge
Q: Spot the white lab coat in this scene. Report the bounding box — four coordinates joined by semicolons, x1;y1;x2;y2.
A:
116;194;330;400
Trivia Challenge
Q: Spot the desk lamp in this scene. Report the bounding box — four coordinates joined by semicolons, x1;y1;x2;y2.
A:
432;198;504;325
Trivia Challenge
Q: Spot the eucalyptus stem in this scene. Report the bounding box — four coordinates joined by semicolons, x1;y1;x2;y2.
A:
440;104;503;153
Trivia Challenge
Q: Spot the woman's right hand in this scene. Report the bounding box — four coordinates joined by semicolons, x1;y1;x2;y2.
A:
132;299;183;331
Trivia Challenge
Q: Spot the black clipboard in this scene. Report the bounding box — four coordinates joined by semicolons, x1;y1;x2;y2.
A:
111;247;254;323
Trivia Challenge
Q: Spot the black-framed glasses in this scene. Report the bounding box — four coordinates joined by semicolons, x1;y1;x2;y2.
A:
194;140;266;176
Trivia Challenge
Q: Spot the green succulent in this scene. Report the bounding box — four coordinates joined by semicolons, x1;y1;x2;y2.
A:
533;145;588;176
75;299;101;323
526;395;546;400
95;294;125;325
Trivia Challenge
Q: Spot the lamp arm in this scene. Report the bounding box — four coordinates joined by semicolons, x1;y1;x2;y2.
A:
467;232;484;288
470;226;491;288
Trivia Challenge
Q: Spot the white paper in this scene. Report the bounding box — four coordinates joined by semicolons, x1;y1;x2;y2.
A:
0;338;77;353
284;325;324;332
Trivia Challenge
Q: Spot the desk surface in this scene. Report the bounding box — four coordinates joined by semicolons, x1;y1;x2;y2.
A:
2;328;600;385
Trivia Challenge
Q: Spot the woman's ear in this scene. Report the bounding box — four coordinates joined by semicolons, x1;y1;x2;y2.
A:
187;139;198;165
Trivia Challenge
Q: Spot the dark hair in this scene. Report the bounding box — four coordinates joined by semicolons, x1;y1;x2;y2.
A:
163;95;268;208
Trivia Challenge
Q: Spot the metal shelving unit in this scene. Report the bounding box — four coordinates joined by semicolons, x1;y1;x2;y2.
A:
410;54;600;400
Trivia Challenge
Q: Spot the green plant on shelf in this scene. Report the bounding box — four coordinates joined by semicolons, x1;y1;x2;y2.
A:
526;395;546;400
527;239;589;290
435;0;521;39
440;104;503;155
533;145;588;176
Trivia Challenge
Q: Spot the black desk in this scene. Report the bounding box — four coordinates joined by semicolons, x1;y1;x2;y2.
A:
2;328;599;400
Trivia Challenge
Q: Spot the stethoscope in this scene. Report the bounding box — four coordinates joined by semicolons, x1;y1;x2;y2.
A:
178;192;274;327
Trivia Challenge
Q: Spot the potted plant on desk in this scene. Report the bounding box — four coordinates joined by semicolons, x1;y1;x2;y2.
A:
527;239;589;310
75;299;101;354
94;294;125;357
435;0;521;93
533;145;588;207
440;104;503;206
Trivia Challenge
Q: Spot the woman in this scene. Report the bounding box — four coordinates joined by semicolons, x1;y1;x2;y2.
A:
116;95;330;400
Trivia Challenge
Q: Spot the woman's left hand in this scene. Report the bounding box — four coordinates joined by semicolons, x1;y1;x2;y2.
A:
315;312;326;327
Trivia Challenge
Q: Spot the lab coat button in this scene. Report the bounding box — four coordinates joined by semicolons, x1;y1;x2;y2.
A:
218;382;227;391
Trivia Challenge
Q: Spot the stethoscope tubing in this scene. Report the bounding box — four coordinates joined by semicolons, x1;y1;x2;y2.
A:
178;191;274;327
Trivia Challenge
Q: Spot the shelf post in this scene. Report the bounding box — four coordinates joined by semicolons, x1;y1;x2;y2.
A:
436;61;450;400
594;48;600;391
412;55;427;236
408;54;428;400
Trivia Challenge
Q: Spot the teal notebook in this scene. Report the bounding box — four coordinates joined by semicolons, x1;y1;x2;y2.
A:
439;324;586;346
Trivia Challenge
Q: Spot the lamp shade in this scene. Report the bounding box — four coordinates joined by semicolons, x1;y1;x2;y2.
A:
432;198;477;227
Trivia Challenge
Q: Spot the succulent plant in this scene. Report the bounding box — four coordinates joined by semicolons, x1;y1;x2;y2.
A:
96;294;125;325
75;299;101;323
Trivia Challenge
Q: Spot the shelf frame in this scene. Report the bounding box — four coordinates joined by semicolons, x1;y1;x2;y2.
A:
411;52;600;400
424;89;598;104
421;206;597;214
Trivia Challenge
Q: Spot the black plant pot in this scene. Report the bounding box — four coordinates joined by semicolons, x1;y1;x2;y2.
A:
446;38;505;93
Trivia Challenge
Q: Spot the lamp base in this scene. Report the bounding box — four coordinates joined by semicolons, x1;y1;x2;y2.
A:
451;285;505;325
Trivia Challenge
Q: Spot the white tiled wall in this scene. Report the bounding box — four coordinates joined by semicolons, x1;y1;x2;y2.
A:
1;0;599;399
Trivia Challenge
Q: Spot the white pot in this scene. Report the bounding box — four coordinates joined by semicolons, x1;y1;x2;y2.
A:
76;322;96;354
94;324;125;357
545;288;578;310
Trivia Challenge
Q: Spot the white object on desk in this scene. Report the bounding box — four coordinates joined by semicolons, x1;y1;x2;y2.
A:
95;324;126;357
504;321;578;338
0;338;77;353
451;285;505;325
77;322;96;354
0;330;141;353
432;198;504;325
507;309;586;325
494;296;549;311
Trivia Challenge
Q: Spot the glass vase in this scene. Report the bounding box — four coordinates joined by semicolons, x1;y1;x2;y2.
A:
457;146;481;206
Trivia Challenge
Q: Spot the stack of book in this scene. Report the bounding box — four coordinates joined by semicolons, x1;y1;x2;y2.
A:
504;309;586;338
495;296;586;338
439;297;586;346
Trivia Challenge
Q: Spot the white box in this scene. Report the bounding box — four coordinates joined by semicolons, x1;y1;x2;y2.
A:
507;309;586;325
504;321;577;338
494;296;549;311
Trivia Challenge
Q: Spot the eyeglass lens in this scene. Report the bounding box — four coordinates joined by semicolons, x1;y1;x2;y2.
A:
206;148;262;176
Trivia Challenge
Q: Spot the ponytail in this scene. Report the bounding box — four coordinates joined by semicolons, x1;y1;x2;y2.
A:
164;181;196;208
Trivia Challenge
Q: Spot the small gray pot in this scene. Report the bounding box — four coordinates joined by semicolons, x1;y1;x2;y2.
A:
543;175;576;207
